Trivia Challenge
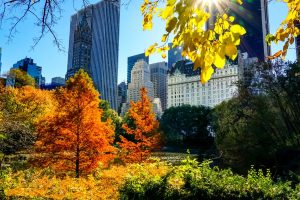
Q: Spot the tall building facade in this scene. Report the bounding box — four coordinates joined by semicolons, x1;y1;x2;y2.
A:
208;0;270;60
66;13;92;79
117;81;127;114
167;61;239;108
127;53;149;84
167;54;259;108
150;61;168;111
127;60;154;103
12;58;43;86
52;77;66;85
67;0;120;110
168;43;183;69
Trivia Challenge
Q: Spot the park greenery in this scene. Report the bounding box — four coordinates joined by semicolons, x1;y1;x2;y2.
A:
159;105;212;148
0;62;299;199
0;0;300;199
213;61;300;174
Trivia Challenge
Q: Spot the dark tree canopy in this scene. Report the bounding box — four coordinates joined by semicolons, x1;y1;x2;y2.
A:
213;61;300;173
160;105;211;147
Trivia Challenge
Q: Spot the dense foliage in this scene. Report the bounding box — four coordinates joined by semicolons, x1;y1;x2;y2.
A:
6;69;36;88
212;61;300;173
33;70;116;177
1;158;299;200
143;0;246;83
0;160;170;199
0;86;54;167
120;158;300;200
118;88;161;163
160;105;212;147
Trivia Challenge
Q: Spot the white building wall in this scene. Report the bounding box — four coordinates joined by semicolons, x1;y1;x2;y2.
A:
167;63;239;108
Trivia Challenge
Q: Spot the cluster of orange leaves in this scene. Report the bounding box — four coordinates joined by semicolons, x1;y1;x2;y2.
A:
2;162;170;200
33;70;116;176
118;87;161;163
1;70;162;179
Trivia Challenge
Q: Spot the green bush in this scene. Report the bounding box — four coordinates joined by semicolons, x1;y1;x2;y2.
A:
120;158;299;200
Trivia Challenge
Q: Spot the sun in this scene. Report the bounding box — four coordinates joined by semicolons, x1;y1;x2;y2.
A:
195;0;225;15
195;0;220;9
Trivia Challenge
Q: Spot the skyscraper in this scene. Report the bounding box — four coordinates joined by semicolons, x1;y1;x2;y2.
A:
127;60;154;103
67;0;120;110
150;61;168;111
12;58;43;86
168;43;183;69
208;0;270;60
66;13;92;79
117;81;127;114
127;53;149;84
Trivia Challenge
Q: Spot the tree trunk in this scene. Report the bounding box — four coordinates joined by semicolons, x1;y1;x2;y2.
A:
76;127;80;178
76;147;79;178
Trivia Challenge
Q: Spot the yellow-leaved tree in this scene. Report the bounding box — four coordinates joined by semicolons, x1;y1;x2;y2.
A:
142;0;246;84
142;0;300;83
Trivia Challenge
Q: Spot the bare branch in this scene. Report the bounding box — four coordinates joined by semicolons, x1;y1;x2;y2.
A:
0;0;122;50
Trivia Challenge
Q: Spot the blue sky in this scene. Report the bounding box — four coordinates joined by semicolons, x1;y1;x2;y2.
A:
0;0;296;84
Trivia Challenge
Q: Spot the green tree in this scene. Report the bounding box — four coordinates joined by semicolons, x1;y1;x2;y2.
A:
99;100;124;144
212;61;300;172
6;69;35;88
160;105;211;147
212;95;282;172
255;61;300;145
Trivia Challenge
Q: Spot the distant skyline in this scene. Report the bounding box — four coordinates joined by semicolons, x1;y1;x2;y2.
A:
0;0;297;84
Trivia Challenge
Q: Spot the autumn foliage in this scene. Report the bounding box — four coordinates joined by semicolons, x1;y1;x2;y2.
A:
0;86;54;155
34;70;115;177
119;87;161;163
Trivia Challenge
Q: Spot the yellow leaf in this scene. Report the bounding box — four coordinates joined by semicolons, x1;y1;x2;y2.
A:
162;53;167;59
161;34;168;42
200;66;214;84
225;43;238;60
143;14;153;31
230;24;246;35
193;58;202;71
161;6;174;19
214;52;226;69
145;43;158;56
166;17;178;32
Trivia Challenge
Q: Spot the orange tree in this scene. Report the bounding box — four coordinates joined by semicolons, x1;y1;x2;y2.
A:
34;69;115;178
118;87;161;163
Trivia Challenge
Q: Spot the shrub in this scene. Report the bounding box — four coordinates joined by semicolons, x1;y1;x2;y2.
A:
120;157;298;200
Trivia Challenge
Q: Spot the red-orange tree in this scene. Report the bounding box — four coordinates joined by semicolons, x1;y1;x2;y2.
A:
119;87;160;163
34;70;115;177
